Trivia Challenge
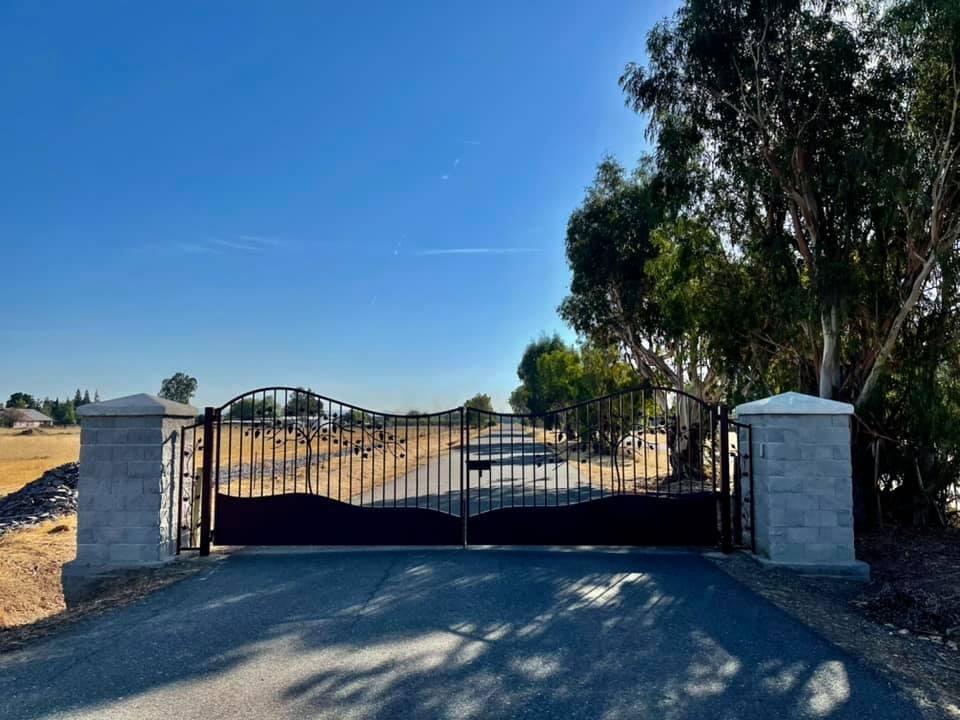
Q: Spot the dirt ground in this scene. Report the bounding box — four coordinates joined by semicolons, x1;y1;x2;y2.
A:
0;544;210;652
856;526;960;637
0;516;77;628
0;429;83;629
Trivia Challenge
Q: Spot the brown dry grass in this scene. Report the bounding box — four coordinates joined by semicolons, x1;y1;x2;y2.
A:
208;422;490;499
0;515;76;628
0;427;80;497
0;429;81;631
528;426;676;490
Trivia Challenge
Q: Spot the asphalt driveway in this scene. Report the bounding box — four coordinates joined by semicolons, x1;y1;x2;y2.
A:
0;549;918;719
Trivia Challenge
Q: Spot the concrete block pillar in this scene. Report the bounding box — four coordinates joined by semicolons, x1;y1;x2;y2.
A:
735;392;869;580
70;394;197;571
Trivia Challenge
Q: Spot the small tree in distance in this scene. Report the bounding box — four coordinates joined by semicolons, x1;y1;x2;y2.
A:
464;393;495;426
5;392;38;409
159;372;198;404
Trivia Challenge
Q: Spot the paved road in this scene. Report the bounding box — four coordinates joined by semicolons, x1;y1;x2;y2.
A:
355;425;677;514
0;550;917;720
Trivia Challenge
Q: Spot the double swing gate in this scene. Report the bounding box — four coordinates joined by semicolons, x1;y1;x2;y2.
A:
177;386;754;553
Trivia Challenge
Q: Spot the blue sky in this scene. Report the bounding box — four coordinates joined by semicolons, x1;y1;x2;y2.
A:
0;1;673;411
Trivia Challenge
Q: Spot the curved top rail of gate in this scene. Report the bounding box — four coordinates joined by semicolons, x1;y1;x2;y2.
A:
472;384;716;419
216;386;461;419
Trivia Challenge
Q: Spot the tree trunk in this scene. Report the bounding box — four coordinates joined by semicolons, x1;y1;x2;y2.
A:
819;304;840;399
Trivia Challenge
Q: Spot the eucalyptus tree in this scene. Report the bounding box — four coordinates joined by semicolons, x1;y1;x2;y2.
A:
620;0;960;408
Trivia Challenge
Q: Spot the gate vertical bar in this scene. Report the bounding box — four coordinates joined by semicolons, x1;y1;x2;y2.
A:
199;406;215;557
719;405;732;554
748;424;756;553
176;426;186;554
460;407;467;547
732;435;742;543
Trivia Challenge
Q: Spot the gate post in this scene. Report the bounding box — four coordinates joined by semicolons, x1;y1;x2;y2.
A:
719;405;733;553
64;394;197;600
199;407;214;557
735;392;869;579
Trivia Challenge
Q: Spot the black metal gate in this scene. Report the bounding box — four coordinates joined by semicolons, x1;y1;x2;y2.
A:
176;386;752;553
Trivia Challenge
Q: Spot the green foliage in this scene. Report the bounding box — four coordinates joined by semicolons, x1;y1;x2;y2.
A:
50;399;77;425
4;391;87;425
464;393;493;412
605;0;960;525
510;338;638;420
225;396;276;421
535;346;583;410
558;159;676;383
5;392;38;409
510;334;573;415
464;393;495;426
283;388;325;418
158;373;198;405
622;0;960;405
507;386;530;415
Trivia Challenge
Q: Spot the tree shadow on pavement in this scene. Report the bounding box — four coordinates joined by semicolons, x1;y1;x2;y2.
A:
0;549;921;719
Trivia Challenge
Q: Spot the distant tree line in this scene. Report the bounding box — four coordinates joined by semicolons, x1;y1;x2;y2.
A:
3;389;100;426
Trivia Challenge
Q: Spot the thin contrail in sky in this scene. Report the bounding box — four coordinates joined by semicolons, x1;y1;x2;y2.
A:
415;247;539;256
211;238;260;251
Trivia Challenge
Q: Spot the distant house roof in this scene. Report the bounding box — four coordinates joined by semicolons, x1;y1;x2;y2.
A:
2;408;53;422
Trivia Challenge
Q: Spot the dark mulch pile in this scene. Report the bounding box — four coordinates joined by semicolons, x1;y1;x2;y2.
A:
0;463;79;538
857;527;960;639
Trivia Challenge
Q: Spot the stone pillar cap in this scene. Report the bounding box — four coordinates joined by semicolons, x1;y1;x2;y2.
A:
735;391;853;416
78;393;198;418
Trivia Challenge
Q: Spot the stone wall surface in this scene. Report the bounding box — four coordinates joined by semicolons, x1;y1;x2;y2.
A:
735;392;868;580
70;394;196;572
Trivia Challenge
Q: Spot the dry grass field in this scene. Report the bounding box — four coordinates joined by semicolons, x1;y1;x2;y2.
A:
0;427;81;497
209;422;491;499
528;426;679;490
0;516;75;628
0;428;80;629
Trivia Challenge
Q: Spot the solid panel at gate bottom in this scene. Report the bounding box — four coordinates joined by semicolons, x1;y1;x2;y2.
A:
466;493;719;546
213;493;462;545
